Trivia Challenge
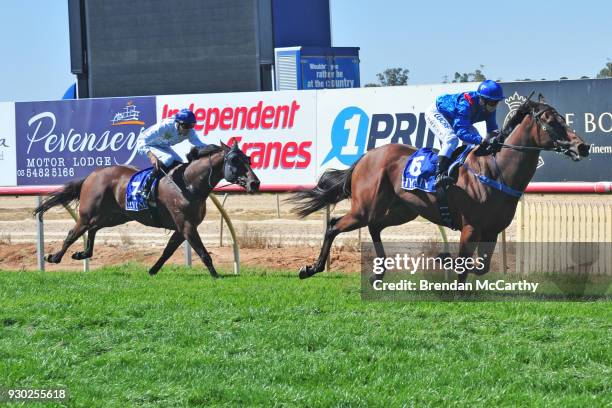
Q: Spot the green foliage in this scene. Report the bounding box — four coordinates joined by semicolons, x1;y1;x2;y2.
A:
370;67;409;87
445;65;487;83
0;267;610;406
596;61;612;78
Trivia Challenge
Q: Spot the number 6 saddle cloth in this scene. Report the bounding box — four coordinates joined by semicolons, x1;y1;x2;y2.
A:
401;146;473;193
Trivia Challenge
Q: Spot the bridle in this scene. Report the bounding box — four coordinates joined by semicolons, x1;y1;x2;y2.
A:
498;103;573;155
206;148;252;189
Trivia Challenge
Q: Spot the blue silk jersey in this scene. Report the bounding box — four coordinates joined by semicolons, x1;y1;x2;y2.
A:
435;91;499;145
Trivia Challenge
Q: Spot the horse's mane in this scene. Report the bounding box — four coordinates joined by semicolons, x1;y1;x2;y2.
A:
186;144;223;162
500;99;540;140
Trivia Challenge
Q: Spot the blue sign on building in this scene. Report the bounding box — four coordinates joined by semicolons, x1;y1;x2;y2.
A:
275;47;360;90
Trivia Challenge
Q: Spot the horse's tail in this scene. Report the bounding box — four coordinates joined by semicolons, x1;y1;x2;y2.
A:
33;178;85;217
288;158;361;218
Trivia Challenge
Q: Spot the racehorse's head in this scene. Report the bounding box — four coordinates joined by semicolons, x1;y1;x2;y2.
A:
221;142;260;193
502;93;590;161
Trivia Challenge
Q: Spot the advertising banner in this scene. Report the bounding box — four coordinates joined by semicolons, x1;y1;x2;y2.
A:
315;83;477;176
0;102;17;187
2;78;610;191
156;90;317;188
498;80;612;182
316;79;612;182
14;97;156;186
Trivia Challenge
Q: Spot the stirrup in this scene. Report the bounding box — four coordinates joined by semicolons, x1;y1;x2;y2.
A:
435;175;453;188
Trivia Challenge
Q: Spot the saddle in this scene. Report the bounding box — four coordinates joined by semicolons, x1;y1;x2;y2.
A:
402;145;476;230
125;163;184;226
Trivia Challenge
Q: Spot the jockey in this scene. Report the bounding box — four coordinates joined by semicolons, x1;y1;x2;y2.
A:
136;108;206;199
425;80;505;188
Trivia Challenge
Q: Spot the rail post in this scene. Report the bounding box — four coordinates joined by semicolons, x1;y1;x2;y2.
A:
184;241;192;266
325;204;331;271
36;196;45;271
210;193;239;274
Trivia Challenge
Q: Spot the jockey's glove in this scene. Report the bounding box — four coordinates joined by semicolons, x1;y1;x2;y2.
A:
481;136;502;154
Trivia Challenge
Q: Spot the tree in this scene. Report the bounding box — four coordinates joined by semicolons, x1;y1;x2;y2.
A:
365;67;409;87
596;60;612;78
445;65;487;83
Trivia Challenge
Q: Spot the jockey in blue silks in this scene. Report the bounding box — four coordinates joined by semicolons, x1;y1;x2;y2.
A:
424;80;505;188
135;108;207;199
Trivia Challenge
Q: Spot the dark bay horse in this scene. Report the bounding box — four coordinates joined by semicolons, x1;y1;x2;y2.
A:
290;96;590;282
34;143;260;277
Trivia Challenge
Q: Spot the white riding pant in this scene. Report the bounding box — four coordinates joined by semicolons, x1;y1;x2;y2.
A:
425;104;475;158
143;146;183;167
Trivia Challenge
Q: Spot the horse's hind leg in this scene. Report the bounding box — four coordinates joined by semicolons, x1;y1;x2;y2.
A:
71;228;98;260
368;204;418;283
70;215;130;260
46;220;89;264
299;211;365;279
148;231;185;275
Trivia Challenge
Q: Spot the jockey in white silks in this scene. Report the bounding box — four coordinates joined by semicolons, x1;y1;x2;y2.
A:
135;108;206;199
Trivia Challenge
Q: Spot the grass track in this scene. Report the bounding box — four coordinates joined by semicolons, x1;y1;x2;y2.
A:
0;265;610;407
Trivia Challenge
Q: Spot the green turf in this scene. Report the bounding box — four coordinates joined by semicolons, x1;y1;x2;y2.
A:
0;265;610;407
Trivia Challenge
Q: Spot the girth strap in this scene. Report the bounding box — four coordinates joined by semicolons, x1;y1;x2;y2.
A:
435;185;458;230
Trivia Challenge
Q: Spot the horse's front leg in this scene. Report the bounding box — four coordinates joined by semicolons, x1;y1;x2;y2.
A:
181;222;218;278
474;233;499;276
456;224;481;284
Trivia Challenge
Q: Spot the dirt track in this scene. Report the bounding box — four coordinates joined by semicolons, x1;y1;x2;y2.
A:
0;193;610;272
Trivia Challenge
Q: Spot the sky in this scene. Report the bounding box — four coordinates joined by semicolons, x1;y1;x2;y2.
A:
0;0;610;102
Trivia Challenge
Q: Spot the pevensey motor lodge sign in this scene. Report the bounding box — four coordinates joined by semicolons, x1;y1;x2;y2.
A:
15;97;155;186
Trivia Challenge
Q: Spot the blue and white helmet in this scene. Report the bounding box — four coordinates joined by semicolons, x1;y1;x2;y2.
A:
174;108;197;124
476;80;504;101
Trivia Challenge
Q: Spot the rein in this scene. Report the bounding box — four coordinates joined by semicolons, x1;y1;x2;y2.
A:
207;151;233;189
463;103;571;198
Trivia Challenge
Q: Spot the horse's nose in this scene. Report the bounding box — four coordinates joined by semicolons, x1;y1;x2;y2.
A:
248;180;260;193
578;143;590;157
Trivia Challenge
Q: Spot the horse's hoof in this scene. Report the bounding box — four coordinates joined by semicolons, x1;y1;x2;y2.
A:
456;272;468;284
71;252;89;260
299;266;313;280
148;269;158;276
369;274;383;286
45;254;57;264
436;252;452;261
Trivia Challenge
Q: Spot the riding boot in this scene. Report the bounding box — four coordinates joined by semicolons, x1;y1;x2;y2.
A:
140;166;160;202
435;156;453;188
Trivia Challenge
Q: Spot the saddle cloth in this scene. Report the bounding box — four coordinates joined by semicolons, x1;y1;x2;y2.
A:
125;168;158;211
401;146;473;193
